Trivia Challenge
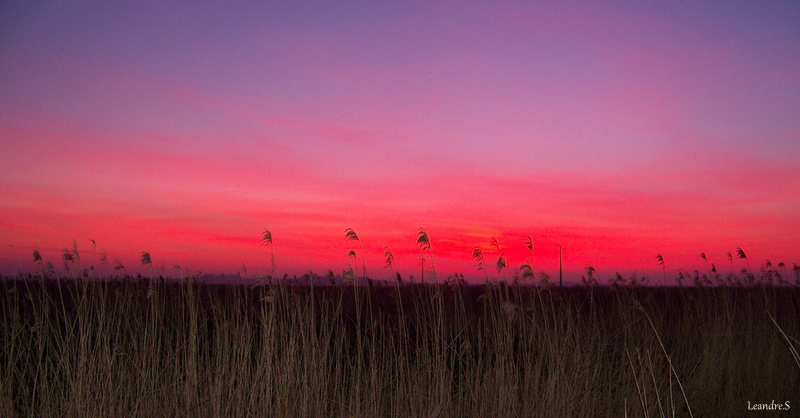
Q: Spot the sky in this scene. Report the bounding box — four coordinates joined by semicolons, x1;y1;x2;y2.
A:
1;1;799;283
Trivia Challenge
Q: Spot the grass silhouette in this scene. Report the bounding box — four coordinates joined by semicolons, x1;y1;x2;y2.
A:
1;232;799;416
260;228;276;277
737;246;752;276
383;245;396;283
345;228;367;281
139;251;152;280
524;234;535;276
471;246;488;282
416;228;436;282
2;274;798;416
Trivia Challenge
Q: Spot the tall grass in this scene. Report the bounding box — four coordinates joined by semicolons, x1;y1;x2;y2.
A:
1;275;798;416
417;228;436;282
345;228;367;282
524;234;535;276
260;229;276;277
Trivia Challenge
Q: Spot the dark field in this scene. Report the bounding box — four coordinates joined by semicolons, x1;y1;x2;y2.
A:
2;277;799;416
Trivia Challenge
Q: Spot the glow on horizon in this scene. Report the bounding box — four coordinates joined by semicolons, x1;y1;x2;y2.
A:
1;1;799;282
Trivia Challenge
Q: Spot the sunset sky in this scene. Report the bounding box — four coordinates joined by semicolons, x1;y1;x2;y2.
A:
1;1;799;283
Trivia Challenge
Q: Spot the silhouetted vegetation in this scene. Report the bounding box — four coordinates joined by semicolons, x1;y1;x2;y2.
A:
1;273;798;416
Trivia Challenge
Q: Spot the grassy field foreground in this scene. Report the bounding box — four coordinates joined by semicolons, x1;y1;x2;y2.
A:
1;277;799;416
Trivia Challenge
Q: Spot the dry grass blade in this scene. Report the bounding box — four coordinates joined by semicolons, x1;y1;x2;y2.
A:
495;253;506;274
416;228;431;253
429;404;442;418
344;228;359;242
345;228;368;279
383;246;394;269
490;237;500;254
113;257;125;272
342;264;355;285
626;349;648;418
417;228;436;280
471;247;485;270
520;263;534;281
139;251;151;266
634;300;694;418
503;301;517;321
260;229;272;246
260;228;276;275
766;311;800;369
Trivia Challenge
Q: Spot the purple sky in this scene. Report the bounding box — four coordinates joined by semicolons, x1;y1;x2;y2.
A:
1;1;799;282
